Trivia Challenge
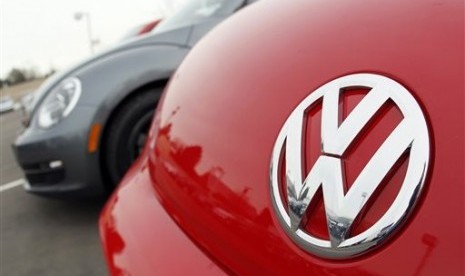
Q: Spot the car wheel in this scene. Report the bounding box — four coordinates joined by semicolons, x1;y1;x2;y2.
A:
103;88;161;187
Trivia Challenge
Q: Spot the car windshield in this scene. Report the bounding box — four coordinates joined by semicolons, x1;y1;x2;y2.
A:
153;0;244;34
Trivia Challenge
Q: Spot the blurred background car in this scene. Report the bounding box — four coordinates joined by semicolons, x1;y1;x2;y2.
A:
0;96;15;113
13;0;252;198
99;0;463;274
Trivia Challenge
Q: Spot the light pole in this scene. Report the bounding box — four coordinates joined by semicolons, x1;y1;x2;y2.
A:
74;12;98;55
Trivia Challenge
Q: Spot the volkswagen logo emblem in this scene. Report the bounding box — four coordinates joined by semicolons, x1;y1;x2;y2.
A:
270;73;430;259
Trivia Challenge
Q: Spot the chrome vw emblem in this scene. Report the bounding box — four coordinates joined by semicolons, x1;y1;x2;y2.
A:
270;73;430;259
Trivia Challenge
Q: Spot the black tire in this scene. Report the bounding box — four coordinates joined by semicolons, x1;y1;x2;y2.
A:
103;88;161;187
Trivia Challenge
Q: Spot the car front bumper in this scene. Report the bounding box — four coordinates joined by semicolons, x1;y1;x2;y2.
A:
12;105;106;198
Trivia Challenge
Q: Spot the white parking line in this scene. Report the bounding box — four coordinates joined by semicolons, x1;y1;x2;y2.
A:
0;178;26;192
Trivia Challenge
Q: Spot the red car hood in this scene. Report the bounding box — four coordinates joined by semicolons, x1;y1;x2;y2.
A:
100;0;464;274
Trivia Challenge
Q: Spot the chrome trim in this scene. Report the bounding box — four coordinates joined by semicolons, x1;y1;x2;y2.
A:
61;78;82;117
270;73;430;259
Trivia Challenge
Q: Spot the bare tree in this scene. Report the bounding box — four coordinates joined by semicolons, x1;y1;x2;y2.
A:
5;67;40;85
6;68;27;85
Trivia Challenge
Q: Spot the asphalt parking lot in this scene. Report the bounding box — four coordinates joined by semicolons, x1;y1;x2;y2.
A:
0;109;106;275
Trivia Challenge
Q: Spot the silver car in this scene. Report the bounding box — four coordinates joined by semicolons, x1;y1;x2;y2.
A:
0;96;15;113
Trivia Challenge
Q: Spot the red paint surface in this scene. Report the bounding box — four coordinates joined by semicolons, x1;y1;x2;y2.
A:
99;156;229;275
100;0;464;274
137;19;161;36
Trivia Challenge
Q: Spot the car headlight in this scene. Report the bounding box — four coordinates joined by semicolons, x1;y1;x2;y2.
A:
37;77;82;128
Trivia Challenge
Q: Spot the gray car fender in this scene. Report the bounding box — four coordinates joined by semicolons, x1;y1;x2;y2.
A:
72;45;190;152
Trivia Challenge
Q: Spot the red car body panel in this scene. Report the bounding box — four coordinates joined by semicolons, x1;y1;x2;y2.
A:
100;0;464;275
99;156;227;275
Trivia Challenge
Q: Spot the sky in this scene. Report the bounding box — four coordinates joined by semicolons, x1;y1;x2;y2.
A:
0;0;187;79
